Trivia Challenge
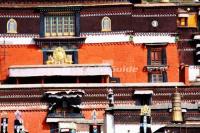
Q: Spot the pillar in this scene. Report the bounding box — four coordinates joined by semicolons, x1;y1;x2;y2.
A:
104;112;114;133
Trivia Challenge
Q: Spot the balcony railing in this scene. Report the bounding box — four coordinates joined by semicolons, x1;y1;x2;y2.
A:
47;112;84;118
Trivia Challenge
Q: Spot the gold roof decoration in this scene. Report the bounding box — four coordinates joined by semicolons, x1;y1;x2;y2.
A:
46;47;73;65
140;105;151;116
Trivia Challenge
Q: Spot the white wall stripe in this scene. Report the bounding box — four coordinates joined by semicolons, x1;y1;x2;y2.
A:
84;34;176;44
0;37;35;45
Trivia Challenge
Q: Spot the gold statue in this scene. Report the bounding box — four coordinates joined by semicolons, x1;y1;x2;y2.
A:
141;105;151;116
46;47;73;65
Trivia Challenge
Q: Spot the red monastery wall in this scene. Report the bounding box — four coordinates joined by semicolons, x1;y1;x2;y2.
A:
79;42;180;83
0;45;43;81
0;43;180;83
79;42;148;83
166;44;180;82
4;111;49;133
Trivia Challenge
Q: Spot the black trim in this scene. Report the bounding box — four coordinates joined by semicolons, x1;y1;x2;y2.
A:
75;12;80;37
148;73;152;83
43;49;48;64
162;48;167;65
73;50;78;64
39;14;45;37
163;71;168;82
147;47;151;65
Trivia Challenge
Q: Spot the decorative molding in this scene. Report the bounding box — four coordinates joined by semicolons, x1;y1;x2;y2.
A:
132;14;176;17
0;14;40;18
134;32;177;36
80;30;133;36
178;48;195;51
0;34;39;38
145;65;168;72
0;103;48;111
0;95;42;99
81;12;131;17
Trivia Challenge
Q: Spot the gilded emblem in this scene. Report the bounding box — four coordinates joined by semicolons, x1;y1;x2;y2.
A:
46;47;73;65
141;105;151;116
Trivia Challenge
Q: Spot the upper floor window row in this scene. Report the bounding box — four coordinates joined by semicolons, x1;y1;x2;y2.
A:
101;16;111;32
44;15;75;37
7;18;17;34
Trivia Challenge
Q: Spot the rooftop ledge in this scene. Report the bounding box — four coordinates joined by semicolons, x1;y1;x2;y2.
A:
9;64;112;77
0;82;185;89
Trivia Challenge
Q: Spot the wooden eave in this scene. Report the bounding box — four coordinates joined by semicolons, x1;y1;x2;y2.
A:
0;2;132;8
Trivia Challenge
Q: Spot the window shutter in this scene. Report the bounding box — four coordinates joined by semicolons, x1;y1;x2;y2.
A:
73;51;78;64
43;50;48;64
148;73;152;83
163;71;168;82
147;47;151;65
75;13;80;36
162;48;167;65
39;14;45;37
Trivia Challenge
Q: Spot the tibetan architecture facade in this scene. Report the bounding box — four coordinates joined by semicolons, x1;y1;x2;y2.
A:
0;0;200;133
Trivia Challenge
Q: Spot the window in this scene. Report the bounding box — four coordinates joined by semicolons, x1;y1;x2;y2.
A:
1;117;8;133
177;13;197;28
101;17;111;32
135;95;152;105
44;15;75;37
7;18;17;33
89;125;101;133
152;73;163;83
148;71;167;83
151;48;162;65
177;17;187;27
147;47;166;66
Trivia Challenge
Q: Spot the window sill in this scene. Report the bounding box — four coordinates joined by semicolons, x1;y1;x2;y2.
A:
144;65;168;72
7;32;17;34
101;29;111;32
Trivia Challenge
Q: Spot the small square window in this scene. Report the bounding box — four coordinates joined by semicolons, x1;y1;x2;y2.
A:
152;73;163;83
135;95;152;106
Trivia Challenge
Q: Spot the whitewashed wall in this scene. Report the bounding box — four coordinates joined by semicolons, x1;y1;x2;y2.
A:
189;66;200;81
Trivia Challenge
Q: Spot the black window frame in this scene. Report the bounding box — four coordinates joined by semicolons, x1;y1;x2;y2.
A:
148;71;168;83
147;46;167;66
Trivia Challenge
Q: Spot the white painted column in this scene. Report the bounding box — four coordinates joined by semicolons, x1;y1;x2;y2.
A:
104;113;114;133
